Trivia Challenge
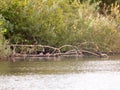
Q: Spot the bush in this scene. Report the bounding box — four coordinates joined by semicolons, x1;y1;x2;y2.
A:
0;15;11;57
0;0;120;52
69;1;120;52
0;0;68;46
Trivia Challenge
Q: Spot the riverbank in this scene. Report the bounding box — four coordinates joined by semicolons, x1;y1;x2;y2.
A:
0;44;120;60
1;44;120;60
0;0;120;53
0;0;120;59
8;44;110;58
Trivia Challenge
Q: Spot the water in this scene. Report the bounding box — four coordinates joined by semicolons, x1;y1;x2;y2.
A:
0;56;120;90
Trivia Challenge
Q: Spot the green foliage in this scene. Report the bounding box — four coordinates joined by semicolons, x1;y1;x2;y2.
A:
0;0;120;53
0;0;69;46
0;15;11;57
68;1;120;52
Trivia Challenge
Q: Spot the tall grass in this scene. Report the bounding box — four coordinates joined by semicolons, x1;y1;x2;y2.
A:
0;0;120;53
64;1;120;52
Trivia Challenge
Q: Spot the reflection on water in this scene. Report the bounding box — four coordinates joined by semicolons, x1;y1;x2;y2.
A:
0;56;120;75
0;56;120;90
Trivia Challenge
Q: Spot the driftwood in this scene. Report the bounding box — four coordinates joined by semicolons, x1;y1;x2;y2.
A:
9;44;108;58
81;50;108;58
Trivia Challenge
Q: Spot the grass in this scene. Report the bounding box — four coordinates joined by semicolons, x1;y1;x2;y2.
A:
0;0;120;55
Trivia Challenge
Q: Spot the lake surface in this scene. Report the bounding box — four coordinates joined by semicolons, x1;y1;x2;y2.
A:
0;56;120;90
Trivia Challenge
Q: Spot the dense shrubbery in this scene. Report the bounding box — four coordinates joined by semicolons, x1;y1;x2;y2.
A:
0;0;120;54
0;15;11;57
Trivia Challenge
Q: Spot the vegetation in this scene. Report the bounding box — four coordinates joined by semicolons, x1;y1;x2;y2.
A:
0;15;11;57
0;0;120;57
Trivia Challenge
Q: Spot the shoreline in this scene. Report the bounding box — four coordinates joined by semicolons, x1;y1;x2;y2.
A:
1;44;120;59
8;51;120;58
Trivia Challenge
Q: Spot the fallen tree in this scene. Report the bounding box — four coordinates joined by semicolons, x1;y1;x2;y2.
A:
9;44;108;58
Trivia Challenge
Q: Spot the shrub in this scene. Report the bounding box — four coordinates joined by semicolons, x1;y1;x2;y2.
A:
0;0;120;52
70;1;120;52
0;15;11;57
